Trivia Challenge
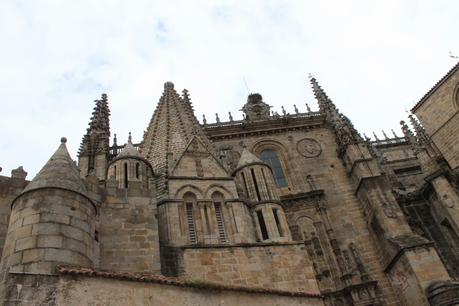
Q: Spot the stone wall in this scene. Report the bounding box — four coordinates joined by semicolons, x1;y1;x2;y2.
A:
55;274;324;306
413;66;459;169
1;189;97;275
181;243;320;293
207;127;404;304
0;172;28;257
100;189;160;273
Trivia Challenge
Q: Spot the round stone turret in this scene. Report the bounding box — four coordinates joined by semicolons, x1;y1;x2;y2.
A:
106;134;154;189
2;138;98;275
233;148;291;243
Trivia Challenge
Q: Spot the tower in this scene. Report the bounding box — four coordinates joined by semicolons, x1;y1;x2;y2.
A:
78;93;111;180
1;138;98;276
106;133;154;190
233;148;291;242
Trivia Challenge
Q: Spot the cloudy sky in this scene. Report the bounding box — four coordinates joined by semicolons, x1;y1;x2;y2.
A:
1;0;458;178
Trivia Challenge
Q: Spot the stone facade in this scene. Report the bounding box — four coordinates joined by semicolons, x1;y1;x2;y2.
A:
0;62;459;305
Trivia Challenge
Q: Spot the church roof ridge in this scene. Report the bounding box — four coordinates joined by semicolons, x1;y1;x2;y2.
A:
412;60;459;112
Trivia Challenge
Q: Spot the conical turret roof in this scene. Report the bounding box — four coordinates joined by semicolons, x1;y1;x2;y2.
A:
117;133;140;158
22;137;89;196
236;148;267;169
140;82;213;175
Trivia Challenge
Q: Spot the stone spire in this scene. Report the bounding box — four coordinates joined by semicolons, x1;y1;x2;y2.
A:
310;77;362;154
140;82;212;176
23;137;88;197
78;93;111;158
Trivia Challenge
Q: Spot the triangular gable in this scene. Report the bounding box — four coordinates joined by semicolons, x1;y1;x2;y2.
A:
171;136;229;178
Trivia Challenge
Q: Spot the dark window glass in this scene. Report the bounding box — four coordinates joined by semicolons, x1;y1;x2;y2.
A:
260;149;287;187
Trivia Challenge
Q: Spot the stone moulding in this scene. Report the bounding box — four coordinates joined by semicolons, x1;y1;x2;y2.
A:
56;265;323;298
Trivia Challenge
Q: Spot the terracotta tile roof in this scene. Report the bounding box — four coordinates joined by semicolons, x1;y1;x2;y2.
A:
411;60;459;112
57;266;322;298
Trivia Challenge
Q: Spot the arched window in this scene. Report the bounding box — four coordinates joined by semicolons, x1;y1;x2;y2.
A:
260;149;287;187
184;192;197;244
211;191;227;243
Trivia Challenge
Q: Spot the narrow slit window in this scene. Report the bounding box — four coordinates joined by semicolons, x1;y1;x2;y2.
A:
250;168;261;201
241;172;249;196
124;163;128;188
260;149;287;187
273;208;284;237
214;203;227;243
256;210;269;240
186;202;197;243
114;165;117;179
135;163;140;179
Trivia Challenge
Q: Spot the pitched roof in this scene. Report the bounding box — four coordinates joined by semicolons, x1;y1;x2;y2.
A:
411;60;459;112
56;265;322;298
22;137;88;197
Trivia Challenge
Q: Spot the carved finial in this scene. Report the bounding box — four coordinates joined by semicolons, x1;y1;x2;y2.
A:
294;104;299;114
305;103;312;113
202;114;207;125
281;106;287;116
391;129;398;138
372;132;380;142
113;133;117;146
60;137;67;144
215;113;220;123
228;112;233;122
363;133;371;142
128;132;132;143
382;130;389;140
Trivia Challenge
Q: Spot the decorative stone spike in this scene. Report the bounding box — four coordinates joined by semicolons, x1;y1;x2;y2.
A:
294;104;299;114
373;132;380;142
305;103;312;113
79;93;111;158
202;114;207;125
281;106;287;116
391;129;398;138
113;133;117;146
228;112;233;122
128;132;132;142
215;113;220;124
382;130;389;140
409;114;429;144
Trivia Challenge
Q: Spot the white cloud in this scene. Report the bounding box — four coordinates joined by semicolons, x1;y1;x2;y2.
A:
0;0;458;177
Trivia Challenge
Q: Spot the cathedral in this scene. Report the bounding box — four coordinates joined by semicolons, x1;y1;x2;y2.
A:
0;61;458;306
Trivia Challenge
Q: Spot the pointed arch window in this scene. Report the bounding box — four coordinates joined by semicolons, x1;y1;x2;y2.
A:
211;191;227;243
184;192;197;244
260;149;287;187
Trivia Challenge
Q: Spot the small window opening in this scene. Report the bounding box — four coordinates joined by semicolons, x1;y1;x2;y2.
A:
241;172;249;196
114;165;117;179
251;168;261;201
94;230;99;242
135;163;140;179
273;208;284;237
214;202;227;242
256;210;269;240
124;163;128;188
186;202;197;243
